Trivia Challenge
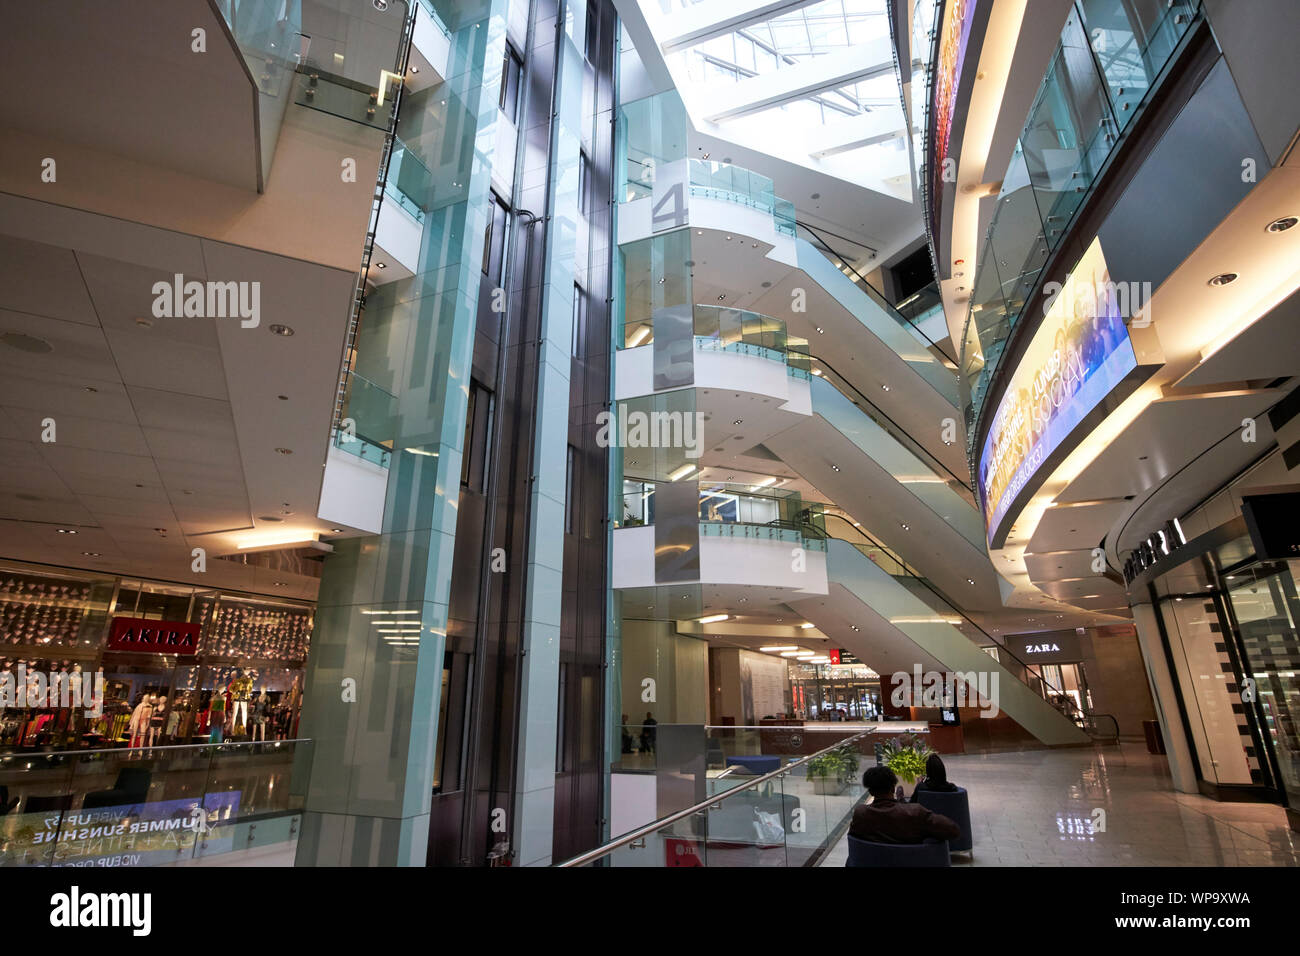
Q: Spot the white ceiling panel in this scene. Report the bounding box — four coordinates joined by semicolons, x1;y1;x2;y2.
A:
0;308;118;381
2;407;151;456
0;234;98;325
0;369;136;423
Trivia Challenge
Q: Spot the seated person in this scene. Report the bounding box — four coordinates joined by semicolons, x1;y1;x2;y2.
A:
912;753;959;796
849;766;960;845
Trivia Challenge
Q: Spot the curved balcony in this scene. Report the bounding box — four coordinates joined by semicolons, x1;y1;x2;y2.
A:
958;1;1204;450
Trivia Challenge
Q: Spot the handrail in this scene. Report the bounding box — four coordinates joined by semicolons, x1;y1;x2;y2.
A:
797;219;958;367
807;350;973;495
557;730;873;867
0;738;313;761
819;512;1074;703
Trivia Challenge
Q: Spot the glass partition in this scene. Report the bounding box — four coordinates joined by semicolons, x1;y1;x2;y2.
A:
0;740;312;867
959;0;1202;449
1223;560;1300;810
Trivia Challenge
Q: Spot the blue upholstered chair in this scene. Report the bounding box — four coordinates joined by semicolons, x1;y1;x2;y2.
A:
845;835;951;867
913;786;973;853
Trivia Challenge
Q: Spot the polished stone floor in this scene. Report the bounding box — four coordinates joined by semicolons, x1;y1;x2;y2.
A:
820;743;1300;867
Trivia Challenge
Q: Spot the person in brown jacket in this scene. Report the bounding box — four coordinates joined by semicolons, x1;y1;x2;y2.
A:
849;766;961;845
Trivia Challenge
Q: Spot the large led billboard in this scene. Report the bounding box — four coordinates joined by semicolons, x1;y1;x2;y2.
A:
977;238;1139;545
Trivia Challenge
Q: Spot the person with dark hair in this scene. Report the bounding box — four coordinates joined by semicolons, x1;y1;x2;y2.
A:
913;753;959;795
849;765;960;845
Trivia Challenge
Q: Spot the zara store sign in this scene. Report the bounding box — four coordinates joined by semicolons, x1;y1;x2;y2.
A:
1009;631;1082;663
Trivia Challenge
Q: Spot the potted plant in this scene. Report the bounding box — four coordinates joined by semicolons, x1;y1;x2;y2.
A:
878;735;934;799
806;742;860;795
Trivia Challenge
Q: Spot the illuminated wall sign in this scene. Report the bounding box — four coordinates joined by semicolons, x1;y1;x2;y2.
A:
1010;631;1081;662
929;0;978;237
107;617;200;655
977;238;1152;548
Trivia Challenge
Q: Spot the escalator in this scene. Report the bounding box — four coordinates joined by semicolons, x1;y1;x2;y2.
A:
790;537;1089;747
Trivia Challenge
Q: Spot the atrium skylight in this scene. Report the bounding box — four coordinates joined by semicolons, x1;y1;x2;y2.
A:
643;0;912;198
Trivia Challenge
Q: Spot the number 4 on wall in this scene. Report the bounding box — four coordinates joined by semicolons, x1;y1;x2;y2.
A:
651;160;689;232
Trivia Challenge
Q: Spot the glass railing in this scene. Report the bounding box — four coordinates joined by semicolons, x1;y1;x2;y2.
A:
691;303;812;379
959;0;1202;445
620;480;827;541
0;739;311;867
334;372;396;468
414;0;453;38
215;0;302;78
289;0;411;132
293;69;395;131
687;160;797;236
895;281;944;325
384;138;434;221
565;729;903;866
214;0;303;179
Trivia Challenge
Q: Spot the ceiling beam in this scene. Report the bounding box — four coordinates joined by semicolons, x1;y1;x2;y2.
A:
805;107;908;159
702;40;895;122
658;0;826;55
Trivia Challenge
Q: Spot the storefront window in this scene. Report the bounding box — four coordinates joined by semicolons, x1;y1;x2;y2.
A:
1223;560;1300;807
0;561;312;753
1157;594;1258;786
788;662;880;721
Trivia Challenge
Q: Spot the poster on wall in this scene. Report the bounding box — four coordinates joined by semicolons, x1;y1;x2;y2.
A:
977;237;1140;546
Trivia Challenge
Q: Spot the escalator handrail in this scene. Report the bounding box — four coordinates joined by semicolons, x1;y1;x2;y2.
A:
555;730;872;867
796;220;959;367
806;350;974;495
820;512;1073;701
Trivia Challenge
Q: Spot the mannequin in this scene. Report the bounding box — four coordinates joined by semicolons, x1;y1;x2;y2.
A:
165;693;185;741
250;691;270;742
228;669;254;737
128;694;155;749
280;675;302;740
208;688;226;743
147;696;167;747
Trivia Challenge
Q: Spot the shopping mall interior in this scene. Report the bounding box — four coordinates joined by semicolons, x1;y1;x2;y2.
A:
0;0;1297;883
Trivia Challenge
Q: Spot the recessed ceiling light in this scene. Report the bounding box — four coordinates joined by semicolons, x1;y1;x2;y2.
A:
967;578;974;584
881;384;890;391
269;324;294;336
81;551;100;557
830;464;840;472
900;523;909;531
0;331;53;353
1207;272;1237;286
409;65;419;74
331;528;344;533
1266;216;1297;233
375;262;387;269
84;386;98;393
56;528;77;534
276;447;293;455
717;294;725;300
815;327;824;333
733;419;743;425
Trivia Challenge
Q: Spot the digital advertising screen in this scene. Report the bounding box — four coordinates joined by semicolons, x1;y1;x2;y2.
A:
977;237;1139;545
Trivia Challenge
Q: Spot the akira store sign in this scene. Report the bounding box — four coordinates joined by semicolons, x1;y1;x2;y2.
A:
107;617;200;655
